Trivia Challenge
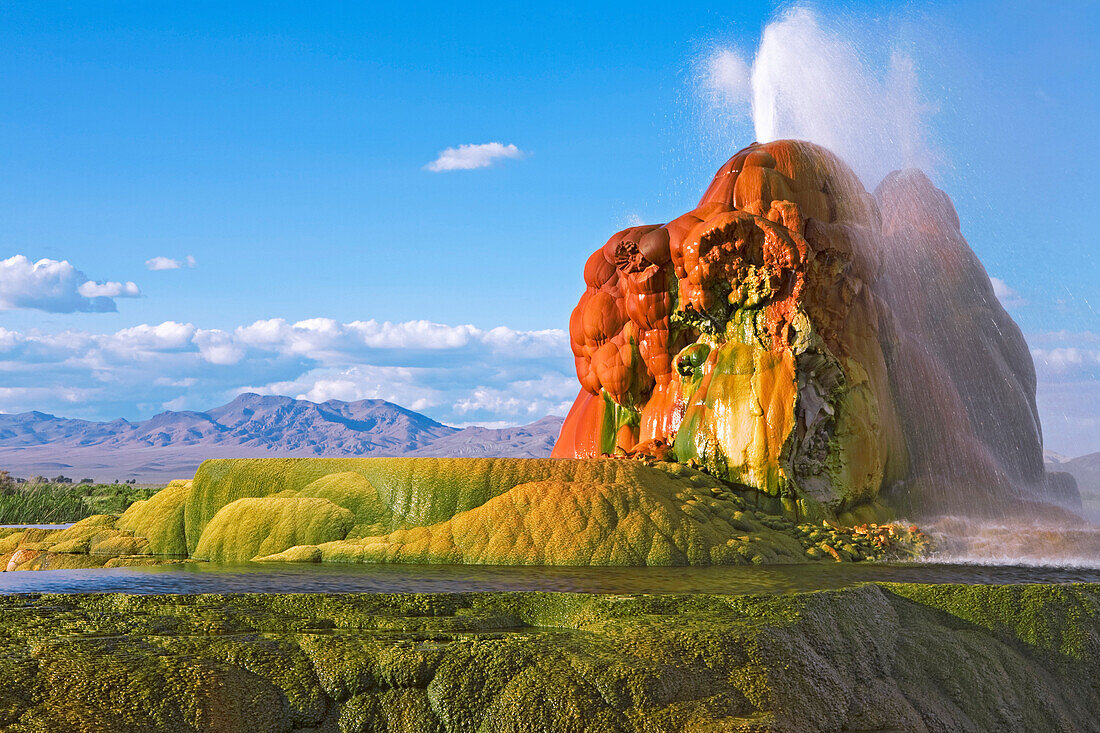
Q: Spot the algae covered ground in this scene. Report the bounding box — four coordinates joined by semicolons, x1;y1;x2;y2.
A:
5;456;924;570
0;583;1095;732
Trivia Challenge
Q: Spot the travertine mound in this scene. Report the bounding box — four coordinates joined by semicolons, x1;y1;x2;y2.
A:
192;497;354;563
0;458;925;568
258;475;811;566
554;140;1072;518
873;169;1050;512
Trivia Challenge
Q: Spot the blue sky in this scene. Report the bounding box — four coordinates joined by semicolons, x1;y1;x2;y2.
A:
2;1;1099;454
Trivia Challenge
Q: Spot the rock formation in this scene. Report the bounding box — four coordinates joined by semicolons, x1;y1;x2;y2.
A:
0;458;933;569
553;140;1073;518
872;170;1052;513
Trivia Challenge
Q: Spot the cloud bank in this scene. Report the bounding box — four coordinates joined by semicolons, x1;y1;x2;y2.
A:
1029;330;1100;456
425;142;525;172
0;255;140;313
0;318;575;428
3;313;1099;455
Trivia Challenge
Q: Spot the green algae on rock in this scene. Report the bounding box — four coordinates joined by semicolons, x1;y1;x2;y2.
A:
0;457;932;569
144;457;927;566
116;478;193;555
192;497;354;563
0;584;1095;732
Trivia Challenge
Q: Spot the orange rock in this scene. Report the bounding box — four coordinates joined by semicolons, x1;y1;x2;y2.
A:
556;140;902;510
6;548;39;572
555;139;1056;519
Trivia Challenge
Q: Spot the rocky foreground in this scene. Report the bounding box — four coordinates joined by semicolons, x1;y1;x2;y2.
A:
0;584;1095;732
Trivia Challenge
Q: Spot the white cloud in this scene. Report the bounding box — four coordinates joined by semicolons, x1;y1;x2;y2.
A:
425;142;526;172
146;257;179;271
261;365;429;408
481;326;567;357
111;321;196;351
1027;330;1100;456
990;277;1026;308
161;396;191;411
301;378;370;404
0;317;575;428
77;280;141;298
350;319;480;349
1032;347;1093;373
146;255;196;271
990;277;1014;299
448;420;520;430
193;329;245;365
154;377;197;388
453;374;576;418
0;255;141;313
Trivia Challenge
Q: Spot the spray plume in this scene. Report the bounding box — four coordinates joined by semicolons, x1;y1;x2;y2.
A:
698;6;932;188
685;6;1100;565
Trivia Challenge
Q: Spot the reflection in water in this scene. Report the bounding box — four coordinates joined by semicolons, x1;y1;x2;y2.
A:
1;561;1098;596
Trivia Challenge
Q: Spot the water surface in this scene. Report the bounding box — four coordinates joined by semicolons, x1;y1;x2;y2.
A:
1;561;1098;596
0;524;74;530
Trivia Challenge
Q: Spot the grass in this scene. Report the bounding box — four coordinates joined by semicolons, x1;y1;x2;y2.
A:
0;483;159;525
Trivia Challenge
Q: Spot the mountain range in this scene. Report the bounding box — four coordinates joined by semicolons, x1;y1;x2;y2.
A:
7;392;1092;517
0;393;564;483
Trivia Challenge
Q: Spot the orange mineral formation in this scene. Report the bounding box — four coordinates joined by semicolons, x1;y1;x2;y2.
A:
554;140;1069;518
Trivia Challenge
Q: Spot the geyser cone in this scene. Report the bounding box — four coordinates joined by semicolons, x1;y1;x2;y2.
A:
873;169;1050;516
554;139;1079;522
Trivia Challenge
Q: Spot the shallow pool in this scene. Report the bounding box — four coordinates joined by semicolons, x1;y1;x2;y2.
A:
1;560;1098;595
0;524;75;530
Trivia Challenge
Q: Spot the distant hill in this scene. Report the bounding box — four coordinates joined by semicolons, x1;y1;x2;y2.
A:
1045;450;1100;521
0;393;564;483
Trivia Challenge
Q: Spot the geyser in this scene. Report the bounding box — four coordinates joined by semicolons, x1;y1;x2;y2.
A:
553;138;1077;521
698;5;932;187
